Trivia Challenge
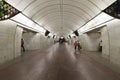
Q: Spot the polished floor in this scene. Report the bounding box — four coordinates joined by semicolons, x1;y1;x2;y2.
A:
0;43;120;80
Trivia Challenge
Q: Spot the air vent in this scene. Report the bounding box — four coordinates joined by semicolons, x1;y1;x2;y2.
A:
45;30;50;36
74;30;79;36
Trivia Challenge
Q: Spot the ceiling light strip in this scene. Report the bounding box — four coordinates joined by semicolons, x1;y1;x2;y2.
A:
10;13;46;33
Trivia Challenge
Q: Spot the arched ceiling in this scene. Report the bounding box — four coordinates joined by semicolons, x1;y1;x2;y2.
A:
5;0;116;36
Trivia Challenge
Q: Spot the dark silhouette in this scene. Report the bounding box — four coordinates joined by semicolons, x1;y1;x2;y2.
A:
59;37;66;44
21;38;25;52
78;41;82;51
99;40;102;52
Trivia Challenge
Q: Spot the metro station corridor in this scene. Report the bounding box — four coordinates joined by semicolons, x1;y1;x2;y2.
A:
1;0;120;80
0;43;120;80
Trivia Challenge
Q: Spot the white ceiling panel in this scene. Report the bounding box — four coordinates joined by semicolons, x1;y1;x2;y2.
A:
5;0;116;36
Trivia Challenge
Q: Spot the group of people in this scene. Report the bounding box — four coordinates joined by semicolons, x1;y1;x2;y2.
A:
59;37;66;44
74;40;82;51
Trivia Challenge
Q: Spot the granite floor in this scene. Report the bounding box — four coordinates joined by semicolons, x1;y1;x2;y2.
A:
0;43;120;80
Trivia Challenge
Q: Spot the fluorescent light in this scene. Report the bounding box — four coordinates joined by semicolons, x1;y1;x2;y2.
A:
71;34;75;37
48;33;53;37
78;12;113;33
11;13;46;33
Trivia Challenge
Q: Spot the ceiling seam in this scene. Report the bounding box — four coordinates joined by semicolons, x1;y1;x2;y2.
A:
36;11;86;22
43;18;82;27
87;0;102;10
22;0;38;12
24;0;97;17
27;4;92;18
33;9;88;21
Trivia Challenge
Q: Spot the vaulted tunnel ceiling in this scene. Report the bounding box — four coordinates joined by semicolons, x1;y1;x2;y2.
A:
6;0;116;36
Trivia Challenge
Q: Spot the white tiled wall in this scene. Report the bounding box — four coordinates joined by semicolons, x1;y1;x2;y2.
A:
23;32;53;51
79;19;120;67
79;33;101;51
0;20;53;65
0;20;23;65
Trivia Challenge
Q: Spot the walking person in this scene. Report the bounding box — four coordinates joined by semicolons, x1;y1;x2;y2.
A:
21;38;25;52
99;40;102;52
78;40;82;52
74;41;78;51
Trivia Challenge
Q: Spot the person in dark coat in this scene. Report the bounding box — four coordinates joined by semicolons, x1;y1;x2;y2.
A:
21;38;25;52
